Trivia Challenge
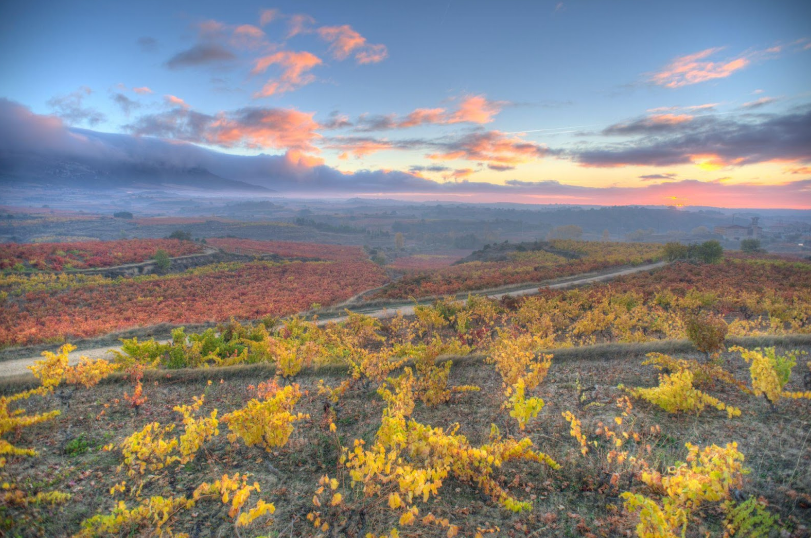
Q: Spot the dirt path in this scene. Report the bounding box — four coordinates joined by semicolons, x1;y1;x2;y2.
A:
0;261;666;379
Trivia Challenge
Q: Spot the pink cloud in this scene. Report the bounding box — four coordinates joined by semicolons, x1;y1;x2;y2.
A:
443;168;476;181
651;47;750;88
252;51;323;97
205;108;321;152
428;131;548;165
132;87;153;95
287;14;315;38
317;24;388;64
164;95;189;108
398;108;447;128
329;138;397;159
259;8;280;26
448;95;503;124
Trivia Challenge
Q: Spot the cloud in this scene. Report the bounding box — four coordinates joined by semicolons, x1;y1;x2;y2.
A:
252;51;323;97
603;113;694;135
231;24;267;49
573;106;811;168
3;99;809;208
448;95;502;124
259;8;280;26
444;168;476;180
316;24;388;64
649;44;789;88
164;95;190;109
409;165;451;173
126;104;321;153
287;14;315;38
137;36;158;52
326;136;403;159
47;87;106;126
647;103;718;113
639;173;678;181
740;96;777;109
165;43;236;70
321;112;353;129
353;95;504;132
111;93;140;117
132;87;153;95
649;47;750;88
785;166;811;175
488;164;515;172
428;130;549;165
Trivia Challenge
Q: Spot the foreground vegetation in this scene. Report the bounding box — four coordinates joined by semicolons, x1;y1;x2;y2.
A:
3;249;811;537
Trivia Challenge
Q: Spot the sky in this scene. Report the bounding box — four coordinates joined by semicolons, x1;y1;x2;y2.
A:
1;0;810;208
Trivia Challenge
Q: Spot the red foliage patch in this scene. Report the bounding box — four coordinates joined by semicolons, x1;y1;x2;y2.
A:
207;238;367;263
0;239;204;271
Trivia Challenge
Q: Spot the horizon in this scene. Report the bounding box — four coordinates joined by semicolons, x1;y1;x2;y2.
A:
1;0;810;208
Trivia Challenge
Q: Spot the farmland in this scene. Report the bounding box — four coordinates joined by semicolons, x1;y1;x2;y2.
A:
0;239;204;271
2;236;811;538
375;240;665;299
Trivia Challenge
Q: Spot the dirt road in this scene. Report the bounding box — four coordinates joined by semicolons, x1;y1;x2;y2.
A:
0;261;666;379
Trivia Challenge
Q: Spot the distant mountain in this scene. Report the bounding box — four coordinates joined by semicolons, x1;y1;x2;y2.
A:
0;152;272;193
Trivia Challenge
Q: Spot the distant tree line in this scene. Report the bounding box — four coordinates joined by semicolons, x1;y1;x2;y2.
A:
294;218;365;234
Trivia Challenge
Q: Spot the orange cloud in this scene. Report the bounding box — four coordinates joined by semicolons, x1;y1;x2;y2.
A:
132;87;153;95
354;95;504;131
443;168;476;181
428;131;548;165
649;113;693;125
398;108;446;128
448;95;502;124
317;24;388;64
164;94;189;108
330;138;397;159
205;108;321;152
252;51;323;97
650;47;750;88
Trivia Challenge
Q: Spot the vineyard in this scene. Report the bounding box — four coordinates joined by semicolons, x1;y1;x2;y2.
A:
374;241;664;299
207;238;368;263
0;259;388;347
2;250;811;537
0;239;204;272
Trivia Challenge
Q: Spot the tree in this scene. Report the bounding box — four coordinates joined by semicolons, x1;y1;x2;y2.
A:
664;242;689;261
395;232;405;250
693;240;723;264
547;225;583;241
113;211;133;219
691;226;711;235
153;249;171;274
168;230;192;241
740;238;761;253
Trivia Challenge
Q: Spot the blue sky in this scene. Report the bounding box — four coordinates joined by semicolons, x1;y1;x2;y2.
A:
1;0;810;207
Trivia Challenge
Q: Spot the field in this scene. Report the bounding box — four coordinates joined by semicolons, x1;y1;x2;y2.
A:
207;237;369;262
0;239;204;271
374;241;664;299
0;259;388;347
2;242;811;538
